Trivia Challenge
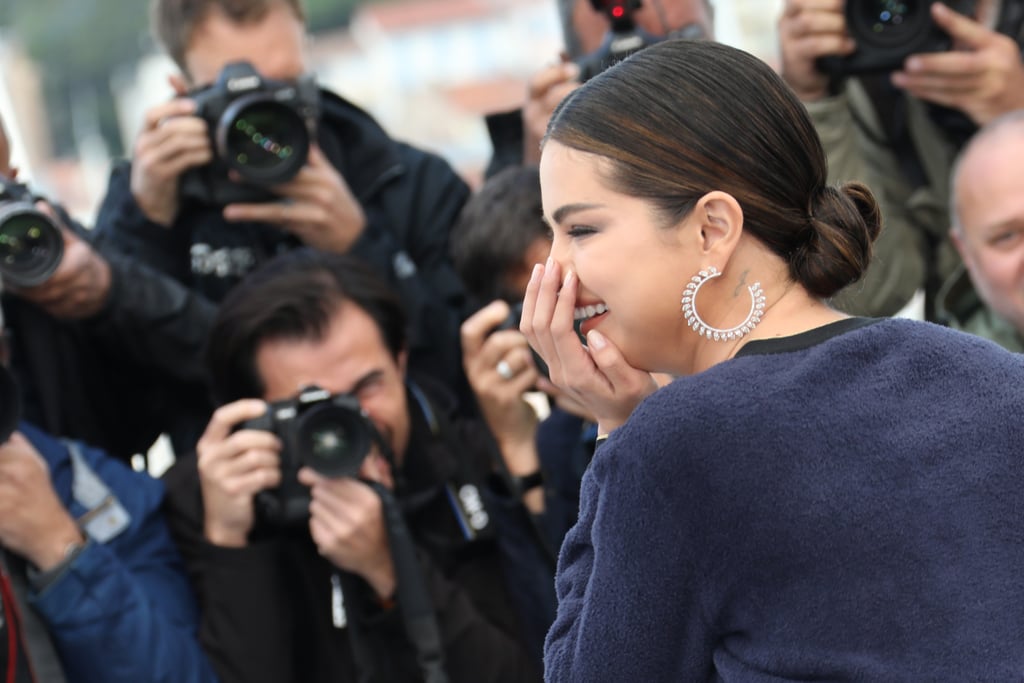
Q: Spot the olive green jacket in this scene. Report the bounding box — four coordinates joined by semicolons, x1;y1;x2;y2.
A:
935;267;1024;353
805;81;962;319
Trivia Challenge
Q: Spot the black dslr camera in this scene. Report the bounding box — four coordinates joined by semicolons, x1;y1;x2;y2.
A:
240;386;377;526
180;61;319;206
0;176;64;288
818;0;976;76
575;0;705;82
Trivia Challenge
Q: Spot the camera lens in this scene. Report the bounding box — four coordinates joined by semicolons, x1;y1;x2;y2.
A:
852;0;924;46
296;403;372;478
0;204;64;288
217;96;311;185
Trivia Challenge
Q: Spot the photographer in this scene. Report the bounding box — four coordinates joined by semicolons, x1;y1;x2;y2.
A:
0;353;217;682
779;0;1024;318
485;0;714;177
452;166;610;551
94;0;472;410
0;114;215;462
161;249;546;683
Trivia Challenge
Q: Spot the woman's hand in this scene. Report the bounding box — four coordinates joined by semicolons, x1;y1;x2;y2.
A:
520;259;659;437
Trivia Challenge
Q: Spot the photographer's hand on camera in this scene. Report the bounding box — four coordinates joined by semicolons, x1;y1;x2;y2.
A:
196;399;282;548
0;432;87;571
222;145;368;254
130;98;213;227
890;2;1024;125
297;466;396;600
462;301;541;450
461;301;546;512
12;213;112;319
521;259;658;439
523;62;581;166
779;0;855;101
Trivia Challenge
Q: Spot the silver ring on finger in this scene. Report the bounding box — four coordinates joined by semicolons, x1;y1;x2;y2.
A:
496;359;514;380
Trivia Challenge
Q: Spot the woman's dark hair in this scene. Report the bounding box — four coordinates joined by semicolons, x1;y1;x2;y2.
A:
450;164;547;305
205;248;406;404
544;39;881;298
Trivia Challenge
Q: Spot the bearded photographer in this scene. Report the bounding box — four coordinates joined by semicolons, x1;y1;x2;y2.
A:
0;114;215;462
93;0;471;408
161;248;545;683
779;0;1024;319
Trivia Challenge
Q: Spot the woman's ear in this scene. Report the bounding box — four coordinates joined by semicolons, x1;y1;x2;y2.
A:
696;191;743;261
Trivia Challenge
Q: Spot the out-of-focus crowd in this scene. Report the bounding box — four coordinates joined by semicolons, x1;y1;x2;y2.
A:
2;0;1024;681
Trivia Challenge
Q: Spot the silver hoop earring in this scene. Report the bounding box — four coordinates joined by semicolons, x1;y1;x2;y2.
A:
681;266;765;342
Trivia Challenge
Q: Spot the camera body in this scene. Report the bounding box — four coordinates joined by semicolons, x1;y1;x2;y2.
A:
0;176;64;288
575;0;706;82
240;386;376;526
817;0;976;76
179;61;320;206
576;0;660;82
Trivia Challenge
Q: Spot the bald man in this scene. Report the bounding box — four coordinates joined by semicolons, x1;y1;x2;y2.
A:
938;110;1024;351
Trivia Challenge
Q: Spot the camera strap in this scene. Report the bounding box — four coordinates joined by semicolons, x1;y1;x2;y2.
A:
368;482;449;683
410;380;559;578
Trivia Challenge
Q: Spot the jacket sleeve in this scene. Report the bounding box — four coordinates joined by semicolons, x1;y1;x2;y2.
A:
29;439;219;683
92;160;194;283
350;145;472;402
805;89;927;318
81;247;216;387
81;214;216;454
543;430;713;682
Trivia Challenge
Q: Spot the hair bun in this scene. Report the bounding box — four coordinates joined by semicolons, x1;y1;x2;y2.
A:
792;182;882;299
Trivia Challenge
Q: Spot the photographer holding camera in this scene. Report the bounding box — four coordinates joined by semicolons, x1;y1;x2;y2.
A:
0;113;215;462
161;249;547;683
779;0;1024;318
94;0;472;409
485;0;714;177
0;325;217;682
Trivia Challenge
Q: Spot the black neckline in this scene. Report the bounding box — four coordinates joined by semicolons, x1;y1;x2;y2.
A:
734;317;880;358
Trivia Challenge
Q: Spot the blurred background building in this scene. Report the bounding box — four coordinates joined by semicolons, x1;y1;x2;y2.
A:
0;0;784;226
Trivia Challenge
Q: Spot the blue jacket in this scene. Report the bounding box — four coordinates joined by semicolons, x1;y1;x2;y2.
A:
21;421;218;683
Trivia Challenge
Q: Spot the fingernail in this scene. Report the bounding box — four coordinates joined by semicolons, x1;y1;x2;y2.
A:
546;256;554;269
587;330;606;350
563;269;574;287
532;263;543;278
564;62;581;80
905;57;920;71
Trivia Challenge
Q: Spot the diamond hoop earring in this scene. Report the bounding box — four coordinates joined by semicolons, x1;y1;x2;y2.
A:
681;266;765;342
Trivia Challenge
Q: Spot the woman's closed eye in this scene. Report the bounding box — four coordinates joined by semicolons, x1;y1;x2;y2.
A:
567;225;597;238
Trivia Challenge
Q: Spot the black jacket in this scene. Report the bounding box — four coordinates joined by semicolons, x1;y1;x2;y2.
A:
161;379;546;683
5;226;216;462
94;89;473;403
